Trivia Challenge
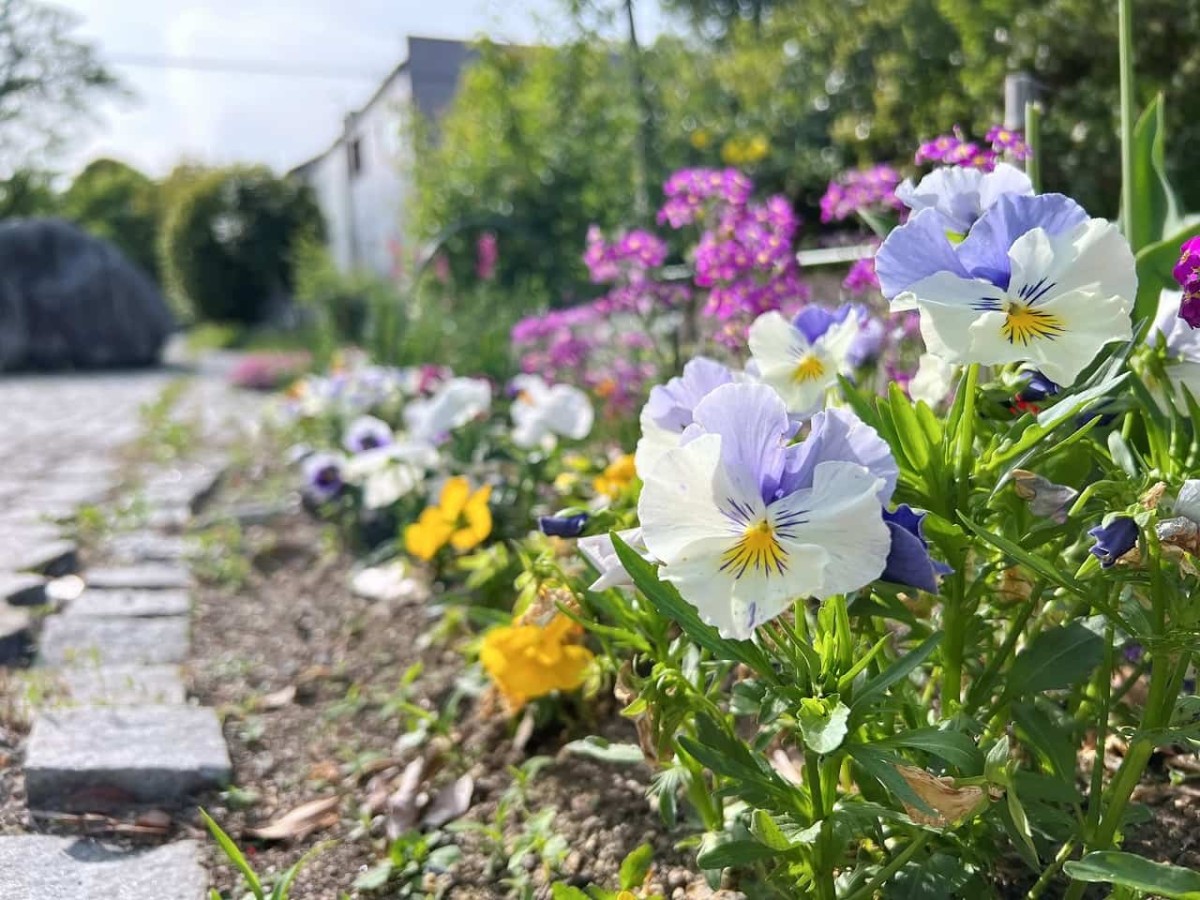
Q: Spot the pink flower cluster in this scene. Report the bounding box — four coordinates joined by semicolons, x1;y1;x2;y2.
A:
819;165;904;224
511;285;687;415
657;168;753;228
229;352;312;392
1173;236;1200;328
915;125;1031;171
476;232;498;281
583;226;669;283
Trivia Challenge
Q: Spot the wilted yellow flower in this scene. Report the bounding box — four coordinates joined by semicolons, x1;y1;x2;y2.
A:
480;614;594;711
404;476;492;561
593;454;636;499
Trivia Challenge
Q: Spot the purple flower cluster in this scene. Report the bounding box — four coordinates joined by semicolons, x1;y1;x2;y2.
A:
818;165;904;224
583;226;669;284
1173;236;1200;328
476;232;498;281
657;168;753;228
843;247;881;296
914;125;1031;171
693;194;807;322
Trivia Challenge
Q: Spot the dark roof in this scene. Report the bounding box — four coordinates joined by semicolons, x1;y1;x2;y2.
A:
288;35;475;175
408;36;476;121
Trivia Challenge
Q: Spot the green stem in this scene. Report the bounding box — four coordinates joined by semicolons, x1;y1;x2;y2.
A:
1025;839;1076;900
1118;0;1136;246
805;749;836;900
843;831;932;900
1024;101;1042;193
945;364;980;712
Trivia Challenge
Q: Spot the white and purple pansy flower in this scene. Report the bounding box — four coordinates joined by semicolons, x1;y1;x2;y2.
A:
343;415;394;454
635;356;735;479
510;374;594;450
637;383;894;639
876;193;1136;386
403;377;492;445
894;162;1033;235
748;307;860;418
302;452;346;503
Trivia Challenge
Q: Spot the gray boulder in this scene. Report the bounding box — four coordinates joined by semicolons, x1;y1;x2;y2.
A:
0;218;173;370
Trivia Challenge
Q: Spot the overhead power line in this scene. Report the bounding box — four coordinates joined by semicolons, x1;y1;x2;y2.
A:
104;52;386;81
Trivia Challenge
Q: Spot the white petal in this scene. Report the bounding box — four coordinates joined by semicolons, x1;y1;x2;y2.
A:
635;410;682;480
774;460;890;598
908;353;959;407
749;310;807;368
906;272;1000;365
638;433;745;562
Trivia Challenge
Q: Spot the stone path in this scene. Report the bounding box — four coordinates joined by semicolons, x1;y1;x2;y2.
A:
0;365;262;898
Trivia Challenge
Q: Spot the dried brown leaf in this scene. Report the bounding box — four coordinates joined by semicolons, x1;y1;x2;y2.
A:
245;796;339;841
895;765;995;827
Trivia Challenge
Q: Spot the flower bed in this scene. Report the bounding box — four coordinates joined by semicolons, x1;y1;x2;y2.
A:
200;75;1200;900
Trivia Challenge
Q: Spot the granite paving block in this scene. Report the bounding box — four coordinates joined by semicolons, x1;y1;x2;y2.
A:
0;835;207;899
55;665;187;706
16;540;78;577
38;616;189;667
63;589;190;619
144;506;191;532
0;604;31;665
104;532;189;564
1;572;46;606
25;706;231;809
83;565;192;591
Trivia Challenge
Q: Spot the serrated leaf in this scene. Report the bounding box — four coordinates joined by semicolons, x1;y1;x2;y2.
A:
798;699;850;755
1065;851;1200;898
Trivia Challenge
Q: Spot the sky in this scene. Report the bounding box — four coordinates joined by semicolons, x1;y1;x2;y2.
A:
55;0;669;177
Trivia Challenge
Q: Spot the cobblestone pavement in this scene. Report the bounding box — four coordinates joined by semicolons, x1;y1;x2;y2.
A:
0;360;264;898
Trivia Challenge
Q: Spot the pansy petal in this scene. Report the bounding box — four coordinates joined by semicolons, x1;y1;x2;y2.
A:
774;460;889;597
977;163;1034;211
876;207;969;301
438;476;471;518
690;382;792;505
639;432;746;562
957;193;1089;288
785;407;897;502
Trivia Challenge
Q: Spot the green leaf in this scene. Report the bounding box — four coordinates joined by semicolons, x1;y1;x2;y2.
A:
749;810;794;851
200;808;264;900
611;534;774;676
352;863;393;891
1006;623;1104;696
846;744;935;815
695;834;780;869
874;728;983;773
1127;94;1179;254
798;699;851;755
618;843;654;890
563;736;644;765
850;632;943;721
551;885;593;900
1065;851;1200;898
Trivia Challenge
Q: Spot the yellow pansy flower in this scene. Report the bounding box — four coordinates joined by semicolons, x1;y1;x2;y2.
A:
690;128;711;149
721;134;770;166
404;476;493;561
480;614;594;712
593;453;636;499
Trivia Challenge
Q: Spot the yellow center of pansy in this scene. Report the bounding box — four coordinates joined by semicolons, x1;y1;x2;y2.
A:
1001;302;1066;346
792;354;826;383
721;519;787;578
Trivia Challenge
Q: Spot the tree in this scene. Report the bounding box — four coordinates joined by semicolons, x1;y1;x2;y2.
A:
0;0;119;172
61;159;160;279
0;168;55;218
160;166;324;323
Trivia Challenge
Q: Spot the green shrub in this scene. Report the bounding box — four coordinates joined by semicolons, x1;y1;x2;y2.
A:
61;158;161;279
160;166;323;324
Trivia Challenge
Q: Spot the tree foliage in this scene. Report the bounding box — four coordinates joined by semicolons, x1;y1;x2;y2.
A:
0;0;118;171
160;166;324;324
61;158;160;279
